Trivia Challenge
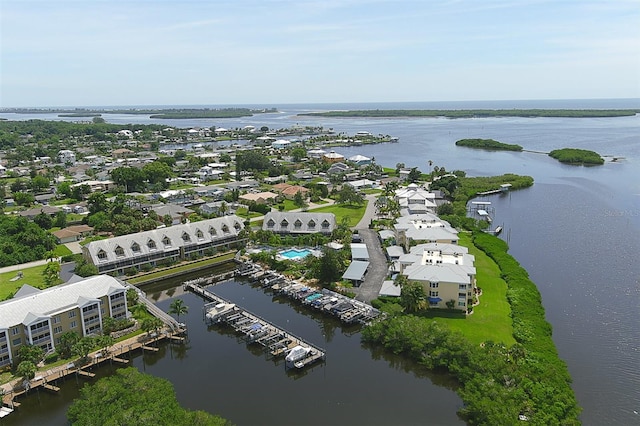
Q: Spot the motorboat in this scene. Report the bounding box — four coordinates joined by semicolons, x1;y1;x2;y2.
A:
285;345;312;367
205;302;236;323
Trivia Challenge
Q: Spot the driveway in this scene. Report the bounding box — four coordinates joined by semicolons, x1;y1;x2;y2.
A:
350;195;388;303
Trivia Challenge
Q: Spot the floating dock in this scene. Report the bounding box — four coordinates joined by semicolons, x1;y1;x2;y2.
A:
184;282;326;370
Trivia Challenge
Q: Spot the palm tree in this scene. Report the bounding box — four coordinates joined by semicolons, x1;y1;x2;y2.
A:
168;299;188;323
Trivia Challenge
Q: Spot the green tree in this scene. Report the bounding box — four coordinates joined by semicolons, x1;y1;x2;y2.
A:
58;331;81;359
67;368;229;426
54;210;68;228
56;181;72;198
42;261;61;287
407;167;422;183
290;147;307;162
168;299;189;322
317;247;346;285
87;191;109;214
13;191;35;206
141;317;163;337
143;160;174;188
72;337;95;363
293;190;307;209
400;280;427;313
18;344;45;364
16;361;37;382
34;212;53;229
30;175;50;192
337;184;364;206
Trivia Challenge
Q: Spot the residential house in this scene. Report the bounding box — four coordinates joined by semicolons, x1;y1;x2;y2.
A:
52;224;94;244
272;183;309;200
58;150;76;165
149;203;194;225
322;151;345;164
348;154;372;167
239;191;279;205
0;275;129;368
262;212;336;235
83;215;246;275
395;184;437;214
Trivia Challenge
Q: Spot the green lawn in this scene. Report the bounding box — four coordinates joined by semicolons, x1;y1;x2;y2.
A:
430;233;515;346
53;244;73;257
308;201;368;227
0;264;52;300
127;252;236;284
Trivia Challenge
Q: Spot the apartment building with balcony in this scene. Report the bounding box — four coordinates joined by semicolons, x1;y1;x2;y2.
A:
0;275;128;369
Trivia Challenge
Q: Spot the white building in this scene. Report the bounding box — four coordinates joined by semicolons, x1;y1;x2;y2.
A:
58;150;76;165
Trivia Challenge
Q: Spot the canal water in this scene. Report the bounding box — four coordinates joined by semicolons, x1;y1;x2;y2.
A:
1;99;638;425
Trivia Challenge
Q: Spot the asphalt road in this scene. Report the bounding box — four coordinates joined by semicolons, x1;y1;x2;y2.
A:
351;195;389;303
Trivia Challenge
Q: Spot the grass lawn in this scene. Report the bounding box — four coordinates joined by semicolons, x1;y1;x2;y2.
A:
430;233;515;346
127;252;236;284
0;264;55;300
308;201;368;227
53;244;73;257
234;207;263;219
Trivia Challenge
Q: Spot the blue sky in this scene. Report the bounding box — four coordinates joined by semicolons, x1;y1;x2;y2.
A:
1;0;639;107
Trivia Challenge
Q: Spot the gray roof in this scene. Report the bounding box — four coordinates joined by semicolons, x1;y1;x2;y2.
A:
342;261;370;281
386;245;405;258
379;280;401;297
150;203;194;218
84;215;245;265
351;243;370;260
378;229;396;240
403;263;474;285
0;275;127;329
263;212;336;234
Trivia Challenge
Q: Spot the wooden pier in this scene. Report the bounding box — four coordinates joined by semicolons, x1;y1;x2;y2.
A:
0;328;187;415
184;282;326;370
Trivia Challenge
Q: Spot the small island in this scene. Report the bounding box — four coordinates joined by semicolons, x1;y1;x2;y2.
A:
548;148;605;165
455;138;523;151
149;107;277;119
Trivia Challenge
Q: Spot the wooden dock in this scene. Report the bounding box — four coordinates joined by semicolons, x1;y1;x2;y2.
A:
184;281;326;370
0;328;187;416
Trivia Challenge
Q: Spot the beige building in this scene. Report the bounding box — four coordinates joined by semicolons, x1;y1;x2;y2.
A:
398;243;476;311
0;275;128;369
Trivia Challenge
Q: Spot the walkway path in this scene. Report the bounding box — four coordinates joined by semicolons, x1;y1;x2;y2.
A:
0;258;61;275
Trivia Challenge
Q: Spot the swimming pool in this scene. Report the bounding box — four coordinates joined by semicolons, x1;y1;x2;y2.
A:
279;248;312;260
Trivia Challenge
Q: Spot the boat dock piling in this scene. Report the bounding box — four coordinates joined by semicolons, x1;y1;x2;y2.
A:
184;281;326;370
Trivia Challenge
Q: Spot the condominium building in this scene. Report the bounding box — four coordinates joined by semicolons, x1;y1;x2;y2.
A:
397;242;476;311
0;275;128;369
83;215;246;275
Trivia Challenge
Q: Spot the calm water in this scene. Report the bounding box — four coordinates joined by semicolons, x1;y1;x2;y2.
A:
2;100;639;425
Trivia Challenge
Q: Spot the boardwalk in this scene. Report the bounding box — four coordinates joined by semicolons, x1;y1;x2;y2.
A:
1;329;185;412
184;282;326;370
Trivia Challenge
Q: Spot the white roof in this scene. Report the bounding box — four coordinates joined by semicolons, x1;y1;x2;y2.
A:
0;275;127;329
379;280;401;297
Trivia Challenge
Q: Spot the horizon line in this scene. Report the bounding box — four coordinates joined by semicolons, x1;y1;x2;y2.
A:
2;97;640;110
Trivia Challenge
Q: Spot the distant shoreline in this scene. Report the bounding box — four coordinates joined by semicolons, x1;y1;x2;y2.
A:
297;109;640;118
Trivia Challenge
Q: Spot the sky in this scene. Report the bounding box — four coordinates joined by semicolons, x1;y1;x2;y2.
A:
1;0;639;107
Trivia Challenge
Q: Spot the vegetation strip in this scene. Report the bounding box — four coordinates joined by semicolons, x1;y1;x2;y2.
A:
455;138;523;151
364;232;580;425
298;109;639;118
548;148;605;165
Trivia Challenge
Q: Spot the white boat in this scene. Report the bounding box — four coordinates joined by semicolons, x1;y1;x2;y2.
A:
205;302;236;323
285;345;312;367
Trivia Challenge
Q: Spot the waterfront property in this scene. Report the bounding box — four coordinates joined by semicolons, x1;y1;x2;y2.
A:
262;212;336;235
397;243;476;311
395;183;438;214
83;216;246;275
394;213;459;251
0;275;128;369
